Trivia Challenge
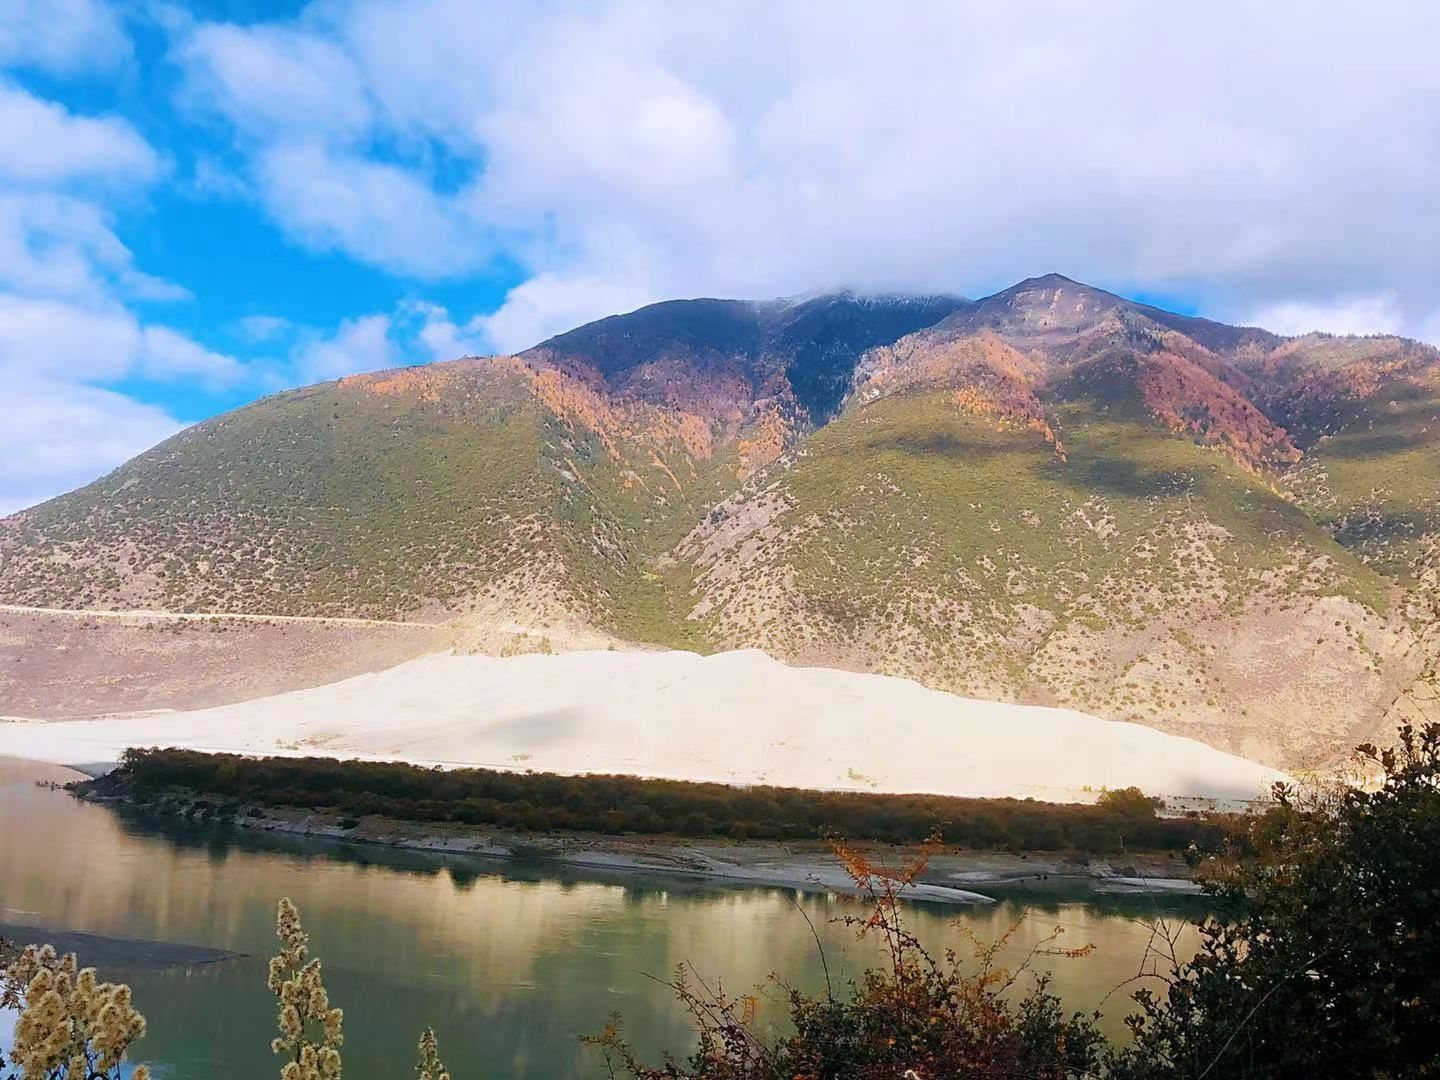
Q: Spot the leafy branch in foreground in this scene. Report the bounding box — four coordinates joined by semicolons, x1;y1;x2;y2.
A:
0;900;455;1080
263;899;459;1080
415;1028;451;1080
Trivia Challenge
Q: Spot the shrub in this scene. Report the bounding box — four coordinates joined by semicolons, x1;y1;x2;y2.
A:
1095;785;1163;818
1109;723;1440;1078
585;836;1107;1079
0;945;149;1080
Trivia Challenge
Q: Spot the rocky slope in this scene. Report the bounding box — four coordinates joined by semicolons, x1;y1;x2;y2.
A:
3;277;1437;770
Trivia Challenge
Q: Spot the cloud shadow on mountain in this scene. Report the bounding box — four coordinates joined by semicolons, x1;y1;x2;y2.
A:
1045;457;1194;498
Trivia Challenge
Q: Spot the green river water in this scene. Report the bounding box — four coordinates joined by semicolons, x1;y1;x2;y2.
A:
0;764;1205;1077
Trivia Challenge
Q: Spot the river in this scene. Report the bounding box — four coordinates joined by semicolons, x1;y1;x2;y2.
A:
0;762;1205;1078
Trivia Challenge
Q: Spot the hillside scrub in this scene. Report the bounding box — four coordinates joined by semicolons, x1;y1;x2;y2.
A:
6;283;1437;774
87;748;1233;854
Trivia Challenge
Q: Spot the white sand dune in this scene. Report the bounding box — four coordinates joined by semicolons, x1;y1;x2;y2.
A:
0;649;1284;802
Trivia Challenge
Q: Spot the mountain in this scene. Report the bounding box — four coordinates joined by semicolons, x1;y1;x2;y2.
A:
524;291;967;423
3;278;1438;772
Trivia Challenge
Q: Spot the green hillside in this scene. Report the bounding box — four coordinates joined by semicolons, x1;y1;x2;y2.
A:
677;388;1403;767
3;277;1438;769
0;361;724;633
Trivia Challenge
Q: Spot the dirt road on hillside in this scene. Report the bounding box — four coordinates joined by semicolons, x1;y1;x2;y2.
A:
0;603;442;629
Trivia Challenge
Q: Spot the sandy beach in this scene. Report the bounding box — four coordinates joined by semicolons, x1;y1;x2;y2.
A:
1;648;1285;803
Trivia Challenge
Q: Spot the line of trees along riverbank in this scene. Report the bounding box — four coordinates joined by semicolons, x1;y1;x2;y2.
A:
92;747;1232;854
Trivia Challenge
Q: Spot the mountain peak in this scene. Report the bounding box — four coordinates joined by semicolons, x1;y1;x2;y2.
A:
917;274;1128;345
995;273;1122;305
522;291;967;422
1016;272;1083;288
6;270;1436;776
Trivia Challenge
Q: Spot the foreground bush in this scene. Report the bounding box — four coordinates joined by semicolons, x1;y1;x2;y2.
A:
1110;723;1440;1078
591;725;1440;1078
0;944;149;1080
1;900;448;1080
587;837;1107;1079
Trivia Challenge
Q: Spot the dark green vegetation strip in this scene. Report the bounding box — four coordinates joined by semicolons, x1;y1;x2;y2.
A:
93;748;1234;853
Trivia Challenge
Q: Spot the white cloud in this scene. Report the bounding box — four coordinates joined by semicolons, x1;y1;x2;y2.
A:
0;58;224;516
0;193;189;304
187;154;250;200
253;142;486;277
17;1;1440;514
175;22;371;141
1247;295;1407;339
171;1;1440;347
121;268;192;303
0;292;478;521
281;299;506;379
1418;312;1440;348
0;82;159;185
139;325;243;385
0;193;127;299
227;301;490;387
474;262;662;354
0;0;131;76
0;293;138;379
0;289;244;513
0;378;182;516
233;314;291;342
292;313;398;381
398;300;489;361
0;293;241;385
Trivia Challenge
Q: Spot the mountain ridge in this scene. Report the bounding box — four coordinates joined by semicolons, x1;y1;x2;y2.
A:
5;274;1439;773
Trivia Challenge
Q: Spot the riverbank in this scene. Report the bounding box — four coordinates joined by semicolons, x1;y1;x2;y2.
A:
75;785;1206;904
0;755;85;784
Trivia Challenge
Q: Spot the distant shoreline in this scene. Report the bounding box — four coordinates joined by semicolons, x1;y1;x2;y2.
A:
73;783;1208;905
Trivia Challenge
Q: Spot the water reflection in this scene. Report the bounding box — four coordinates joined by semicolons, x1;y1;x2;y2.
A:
0;768;1204;1078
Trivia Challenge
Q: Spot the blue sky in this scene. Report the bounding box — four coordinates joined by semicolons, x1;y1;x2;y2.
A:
3;0;1440;514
